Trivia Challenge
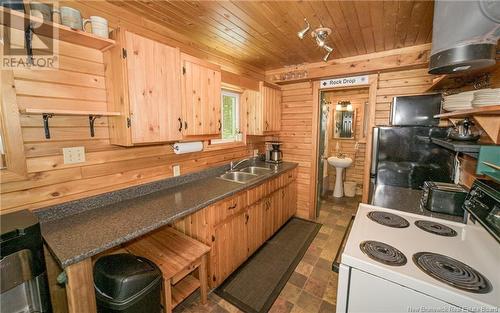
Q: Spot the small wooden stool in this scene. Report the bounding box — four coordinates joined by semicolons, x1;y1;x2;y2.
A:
124;227;210;313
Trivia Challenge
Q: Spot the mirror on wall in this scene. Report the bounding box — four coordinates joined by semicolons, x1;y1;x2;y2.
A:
333;101;355;139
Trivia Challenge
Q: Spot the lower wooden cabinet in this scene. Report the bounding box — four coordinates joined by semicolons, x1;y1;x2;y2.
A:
212;212;248;286
246;201;265;256
173;168;297;288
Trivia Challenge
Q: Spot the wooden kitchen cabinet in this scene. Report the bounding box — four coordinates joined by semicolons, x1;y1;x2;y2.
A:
180;53;222;137
245;82;282;135
173;168;298;288
106;29;183;146
246;201;265;256
212;211;248;286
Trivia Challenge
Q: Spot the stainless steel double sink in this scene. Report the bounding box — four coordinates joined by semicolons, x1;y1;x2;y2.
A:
217;166;274;184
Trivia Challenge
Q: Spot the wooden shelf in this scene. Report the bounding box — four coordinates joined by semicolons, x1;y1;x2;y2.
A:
434;105;500;118
426;64;498;92
427;75;447;92
20;109;120;139
20;108;121;116
171;275;201;308
1;7;115;51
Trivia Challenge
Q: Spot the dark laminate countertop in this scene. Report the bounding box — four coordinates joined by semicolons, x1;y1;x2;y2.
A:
371;184;465;223
38;161;297;268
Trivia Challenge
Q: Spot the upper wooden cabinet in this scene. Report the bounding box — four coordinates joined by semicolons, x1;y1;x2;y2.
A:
180;53;222;137
245;82;282;135
106;29;182;146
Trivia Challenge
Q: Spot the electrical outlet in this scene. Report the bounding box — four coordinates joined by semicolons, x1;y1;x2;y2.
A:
63;147;85;164
172;165;180;177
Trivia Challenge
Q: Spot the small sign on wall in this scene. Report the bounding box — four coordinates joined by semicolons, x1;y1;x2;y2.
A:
320;75;369;89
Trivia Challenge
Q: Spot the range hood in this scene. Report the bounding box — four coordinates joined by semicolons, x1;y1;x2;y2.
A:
429;0;500;75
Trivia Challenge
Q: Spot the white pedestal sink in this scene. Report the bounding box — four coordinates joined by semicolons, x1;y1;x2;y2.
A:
327;156;353;198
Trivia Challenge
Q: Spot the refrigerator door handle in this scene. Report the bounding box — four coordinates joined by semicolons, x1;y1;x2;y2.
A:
371;127;379;177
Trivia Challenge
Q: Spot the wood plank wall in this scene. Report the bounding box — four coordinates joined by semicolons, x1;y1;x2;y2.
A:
324;88;369;194
279;82;314;219
0;38;264;214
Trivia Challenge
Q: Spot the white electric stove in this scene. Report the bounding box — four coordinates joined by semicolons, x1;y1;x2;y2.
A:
336;201;500;313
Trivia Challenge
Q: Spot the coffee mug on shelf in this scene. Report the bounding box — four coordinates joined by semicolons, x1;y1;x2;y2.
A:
83;16;109;38
58;6;83;30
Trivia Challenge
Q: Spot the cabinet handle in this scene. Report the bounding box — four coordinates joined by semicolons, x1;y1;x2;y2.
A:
265;121;269;130
218;119;222;132
282;189;285;198
178;118;182;132
184;121;188;130
245;213;249;224
228;203;237;210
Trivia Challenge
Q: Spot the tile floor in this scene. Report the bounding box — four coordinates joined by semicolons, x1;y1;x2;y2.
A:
175;196;360;313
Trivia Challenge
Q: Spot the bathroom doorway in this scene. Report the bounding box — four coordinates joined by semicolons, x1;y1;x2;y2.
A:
315;86;371;216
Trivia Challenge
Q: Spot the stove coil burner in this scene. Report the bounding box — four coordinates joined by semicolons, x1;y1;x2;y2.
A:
415;220;457;237
360;241;407;266
367;211;410;228
413;252;492;294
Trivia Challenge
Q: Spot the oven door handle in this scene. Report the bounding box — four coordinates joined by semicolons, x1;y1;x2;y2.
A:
332;215;355;273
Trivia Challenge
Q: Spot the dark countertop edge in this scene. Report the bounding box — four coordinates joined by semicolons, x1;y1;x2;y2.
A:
46;162;298;268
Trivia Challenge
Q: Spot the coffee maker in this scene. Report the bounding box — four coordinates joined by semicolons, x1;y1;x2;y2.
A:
265;141;283;163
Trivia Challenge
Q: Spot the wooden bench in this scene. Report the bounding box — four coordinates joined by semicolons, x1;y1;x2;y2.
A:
124;227;211;313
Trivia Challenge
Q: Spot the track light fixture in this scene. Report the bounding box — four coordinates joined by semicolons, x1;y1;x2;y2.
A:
297;19;310;39
323;45;334;62
297;19;334;62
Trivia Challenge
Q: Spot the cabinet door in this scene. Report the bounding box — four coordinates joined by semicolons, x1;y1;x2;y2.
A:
263;197;274;241
181;53;221;136
261;83;282;133
246;202;265;256
212;212;247;286
243;89;263;135
125;31;182;143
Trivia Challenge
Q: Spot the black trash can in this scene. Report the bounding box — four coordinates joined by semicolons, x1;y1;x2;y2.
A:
94;253;162;313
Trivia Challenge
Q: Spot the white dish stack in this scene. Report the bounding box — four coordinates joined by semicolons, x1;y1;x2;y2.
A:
471;88;500;107
443;88;500;112
442;91;475;111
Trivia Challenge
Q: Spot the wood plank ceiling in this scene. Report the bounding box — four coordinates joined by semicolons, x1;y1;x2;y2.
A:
108;1;434;70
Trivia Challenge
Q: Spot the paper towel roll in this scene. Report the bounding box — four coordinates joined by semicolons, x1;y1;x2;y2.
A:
173;141;203;154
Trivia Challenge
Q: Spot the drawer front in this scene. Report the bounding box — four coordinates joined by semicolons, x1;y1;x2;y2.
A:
212;192;247;226
247;183;265;206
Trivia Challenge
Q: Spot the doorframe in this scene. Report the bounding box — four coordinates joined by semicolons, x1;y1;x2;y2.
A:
310;74;378;219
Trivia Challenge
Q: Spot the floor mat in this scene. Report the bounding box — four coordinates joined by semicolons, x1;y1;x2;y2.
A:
215;217;322;313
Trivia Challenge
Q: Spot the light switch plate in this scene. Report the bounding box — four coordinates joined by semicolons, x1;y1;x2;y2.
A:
253;149;259;157
63;147;85;164
172;165;180;177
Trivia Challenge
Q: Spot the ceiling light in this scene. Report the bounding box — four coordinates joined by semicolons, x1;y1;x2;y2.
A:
297;21;334;62
323;45;334;62
297;19;310;39
315;35;325;47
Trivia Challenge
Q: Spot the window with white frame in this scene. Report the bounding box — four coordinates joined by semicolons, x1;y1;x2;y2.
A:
213;90;241;143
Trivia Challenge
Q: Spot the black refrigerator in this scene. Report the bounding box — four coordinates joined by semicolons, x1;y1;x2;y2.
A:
370;94;455;207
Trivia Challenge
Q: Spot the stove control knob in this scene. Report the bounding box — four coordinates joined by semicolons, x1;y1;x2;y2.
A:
464;200;472;210
469;189;483;199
